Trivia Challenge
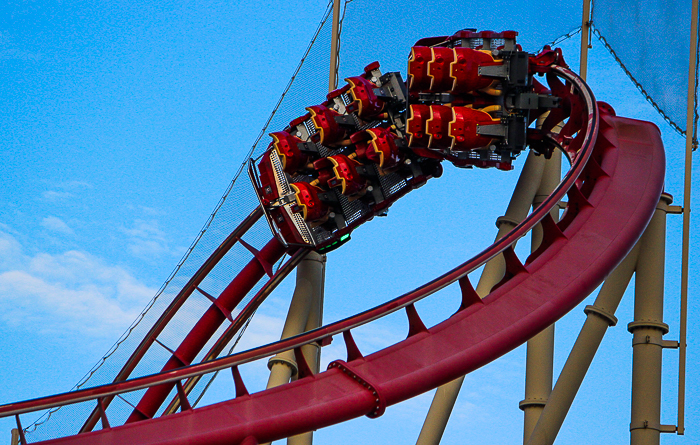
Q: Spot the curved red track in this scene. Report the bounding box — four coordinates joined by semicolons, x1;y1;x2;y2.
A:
3;107;666;445
0;65;666;444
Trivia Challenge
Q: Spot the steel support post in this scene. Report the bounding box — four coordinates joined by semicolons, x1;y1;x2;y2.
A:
269;3;338;439
678;0;699;433
328;0;342;92
415;378;465;445
521;150;561;443
475;151;547;296
263;252;326;445
580;0;591;81
287;254;326;445
629;195;675;444
526;243;640;445
416;151;546;445
300;256;325;374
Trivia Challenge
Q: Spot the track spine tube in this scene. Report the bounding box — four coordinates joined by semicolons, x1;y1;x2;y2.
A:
2;69;671;445
80;208;263;433
163;248;310;415
126;237;287;423
327;360;386;418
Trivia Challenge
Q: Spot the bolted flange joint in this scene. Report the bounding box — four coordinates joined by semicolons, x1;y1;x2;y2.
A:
495;215;521;229
627;320;670;335
584;304;618;326
328;360;386;418
267;356;298;377
518;397;547;411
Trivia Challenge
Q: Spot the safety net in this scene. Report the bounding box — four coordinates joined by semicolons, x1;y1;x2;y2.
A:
592;0;700;140
22;2;336;442
337;0;582;84
21;1;583;441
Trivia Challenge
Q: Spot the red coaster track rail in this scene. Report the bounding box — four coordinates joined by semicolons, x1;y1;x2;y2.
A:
0;59;665;445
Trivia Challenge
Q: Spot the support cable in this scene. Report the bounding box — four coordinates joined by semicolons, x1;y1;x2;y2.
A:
592;27;691;139
678;0;700;434
536;27;582;53
23;2;335;436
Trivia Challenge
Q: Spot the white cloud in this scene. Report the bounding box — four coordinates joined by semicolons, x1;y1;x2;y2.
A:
124;204;163;217
41;190;75;201
57;181;93;190
122;219;173;259
0;229;23;269
41;216;75;236
0;228;156;338
235;313;286;351
40;181;93;202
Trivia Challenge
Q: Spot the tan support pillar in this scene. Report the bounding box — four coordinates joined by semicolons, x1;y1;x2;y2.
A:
269;3;337;442
415;378;465;445
530;150;562;249
475;151;547;296
521;151;561;443
629;194;675;444
521;328;555;443
416;151;546;445
300;257;324;374
580;0;592;81
678;0;699;434
286;254;325;445
526;242;640;445
263;252;325;445
11;429;20;445
328;0;342;92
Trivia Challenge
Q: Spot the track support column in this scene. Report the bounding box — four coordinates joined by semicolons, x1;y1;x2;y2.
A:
521;150;561;443
272;2;337;441
475;151;546;296
678;0;699;433
328;0;341;91
416;151;545;445
580;0;592;81
526;242;640;445
264;252;326;445
10;429;19;445
287;253;326;445
629;194;676;444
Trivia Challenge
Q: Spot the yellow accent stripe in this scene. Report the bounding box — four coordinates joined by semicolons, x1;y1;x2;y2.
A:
290;183;309;221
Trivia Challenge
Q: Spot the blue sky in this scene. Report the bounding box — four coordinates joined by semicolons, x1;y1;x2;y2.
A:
0;1;698;444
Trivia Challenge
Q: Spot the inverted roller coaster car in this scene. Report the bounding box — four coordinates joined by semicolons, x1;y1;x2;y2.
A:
407;29;561;168
0;25;669;445
249;62;443;252
250;29;565;252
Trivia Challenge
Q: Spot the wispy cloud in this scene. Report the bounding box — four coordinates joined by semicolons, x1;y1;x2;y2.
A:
121;219;174;259
125;204;164;217
57;181;93;190
40;181;92;202
0;228;24;270
0;228;155;338
41;216;75;236
235;313;286;351
41;190;75;202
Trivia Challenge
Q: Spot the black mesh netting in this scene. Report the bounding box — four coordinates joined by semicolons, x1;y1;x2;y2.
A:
23;2;335;442
593;0;700;138
336;0;582;82
22;1;584;441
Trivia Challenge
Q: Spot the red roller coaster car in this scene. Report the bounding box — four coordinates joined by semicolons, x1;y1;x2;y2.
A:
249;29;564;253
